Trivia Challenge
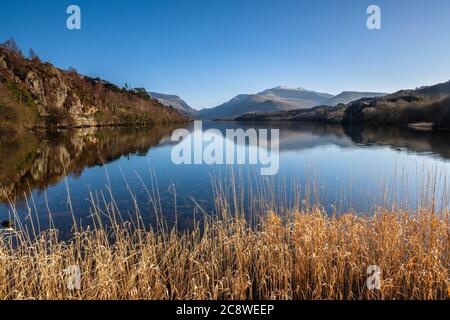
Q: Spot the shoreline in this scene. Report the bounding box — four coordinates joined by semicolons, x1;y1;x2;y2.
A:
231;118;450;131
0;118;192;134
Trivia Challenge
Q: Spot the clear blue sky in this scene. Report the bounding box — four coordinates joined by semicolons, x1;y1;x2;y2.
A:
1;0;450;109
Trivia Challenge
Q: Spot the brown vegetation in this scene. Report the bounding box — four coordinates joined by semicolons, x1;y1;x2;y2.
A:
0;204;448;300
0;42;187;132
343;93;450;127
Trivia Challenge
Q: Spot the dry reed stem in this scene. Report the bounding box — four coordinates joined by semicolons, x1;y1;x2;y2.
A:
0;208;448;300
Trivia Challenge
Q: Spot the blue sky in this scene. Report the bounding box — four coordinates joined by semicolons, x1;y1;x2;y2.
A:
1;0;450;109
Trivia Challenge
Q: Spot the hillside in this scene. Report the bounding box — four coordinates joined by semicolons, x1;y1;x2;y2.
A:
0;44;187;132
343;81;450;126
236;104;347;123
198;86;333;120
324;91;387;106
149;92;198;117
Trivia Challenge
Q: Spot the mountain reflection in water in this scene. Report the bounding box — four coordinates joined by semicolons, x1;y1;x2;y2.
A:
1;122;450;234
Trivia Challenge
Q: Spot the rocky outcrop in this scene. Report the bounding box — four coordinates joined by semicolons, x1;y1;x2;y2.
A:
0;46;188;132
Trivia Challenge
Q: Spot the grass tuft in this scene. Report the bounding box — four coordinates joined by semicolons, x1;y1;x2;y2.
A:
0;207;448;300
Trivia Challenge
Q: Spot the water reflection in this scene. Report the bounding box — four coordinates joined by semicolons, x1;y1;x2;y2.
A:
2;122;450;204
1;122;450;234
343;124;450;159
0;125;179;202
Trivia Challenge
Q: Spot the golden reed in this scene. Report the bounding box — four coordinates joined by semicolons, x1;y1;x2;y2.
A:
0;207;448;300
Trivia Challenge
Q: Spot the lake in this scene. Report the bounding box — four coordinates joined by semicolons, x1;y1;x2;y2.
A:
1;121;450;236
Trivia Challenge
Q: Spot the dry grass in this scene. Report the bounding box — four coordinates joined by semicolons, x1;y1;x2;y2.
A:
0;206;449;300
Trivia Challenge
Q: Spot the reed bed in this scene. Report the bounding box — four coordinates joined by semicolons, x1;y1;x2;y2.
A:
0;206;449;300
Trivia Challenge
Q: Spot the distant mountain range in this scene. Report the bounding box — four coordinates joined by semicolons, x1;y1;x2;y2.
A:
197;86;388;120
237;80;450;128
146;86;390;120
149;92;198;117
198;87;332;120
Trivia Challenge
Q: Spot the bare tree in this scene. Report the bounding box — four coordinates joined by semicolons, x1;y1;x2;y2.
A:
29;48;38;60
68;66;78;74
1;37;22;55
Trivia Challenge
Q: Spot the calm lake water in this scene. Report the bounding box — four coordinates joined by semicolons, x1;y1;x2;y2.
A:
1;121;450;235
